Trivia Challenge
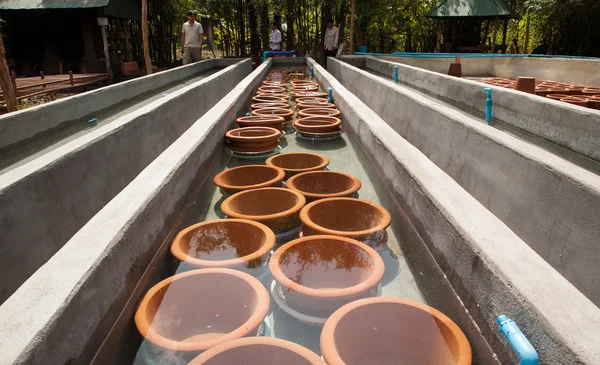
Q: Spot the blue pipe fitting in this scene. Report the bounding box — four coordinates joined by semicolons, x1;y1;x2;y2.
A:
327;87;333;103
497;315;538;365
309;67;314;77
393;66;398;83
484;87;493;125
262;51;268;62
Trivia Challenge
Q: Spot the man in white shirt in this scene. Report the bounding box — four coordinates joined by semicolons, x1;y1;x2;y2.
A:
181;10;204;65
324;19;339;63
270;23;282;51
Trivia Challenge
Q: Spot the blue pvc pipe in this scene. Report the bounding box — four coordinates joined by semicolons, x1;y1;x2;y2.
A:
393;66;398;83
497;315;538;365
352;51;598;60
484;87;493;125
327;87;333;103
309;67;314;77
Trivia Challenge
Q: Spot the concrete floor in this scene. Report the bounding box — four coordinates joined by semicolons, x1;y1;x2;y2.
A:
0;68;222;175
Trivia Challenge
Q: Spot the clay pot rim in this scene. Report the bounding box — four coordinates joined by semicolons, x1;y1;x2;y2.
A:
134;268;270;352
270;235;384;298
258;86;286;91
320;296;472;365
225;127;281;142
265;152;330;173
170;219;276;268
253;95;289;103
300;197;392;237
298;108;341;118
292;91;328;98
214;164;285;191
297;102;336;109
257;92;290;99
294;116;342;129
236;115;286;123
286;170;361;199
252;108;294;118
296;97;330;104
250;103;289;110
222;187;307;221
189;337;326;365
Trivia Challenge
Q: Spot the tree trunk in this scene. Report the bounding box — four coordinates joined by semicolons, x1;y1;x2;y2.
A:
237;0;247;56
141;0;152;74
247;0;260;56
501;19;508;53
349;0;355;53
491;18;499;53
0;31;17;112
524;11;531;53
259;1;270;52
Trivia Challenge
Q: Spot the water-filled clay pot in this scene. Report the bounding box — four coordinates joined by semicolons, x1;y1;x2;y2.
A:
588;98;600;110
292;91;328;99
189;337;327;365
291;85;319;92
297;107;341;118
252;107;294;122
225;127;281;154
258;86;286;94
170;219;275;271
263;80;285;87
291;79;315;86
582;88;600;95
535;87;568;97
221;188;306;234
296;96;329;104
320;296;472;365
266;152;329;178
514;77;535;94
214;164;284;195
236;115;285;131
566;85;585;95
300;198;391;243
250;102;289;110
296;101;336;110
134;268;270;353
561;96;589;107
269;235;384;318
252;95;289;103
287;171;361;201
294;116;342;136
546;93;571;101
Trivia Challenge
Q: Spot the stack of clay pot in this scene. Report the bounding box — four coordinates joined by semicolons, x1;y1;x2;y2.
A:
225;126;281;155
293;102;342;138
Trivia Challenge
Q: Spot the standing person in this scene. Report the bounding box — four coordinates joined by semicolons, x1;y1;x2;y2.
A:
270;23;282;51
324;19;339;61
181;10;204;65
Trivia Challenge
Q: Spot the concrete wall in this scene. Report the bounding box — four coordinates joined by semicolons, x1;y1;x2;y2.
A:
0;59;251;304
0;59;270;365
312;58;600;365
0;58;242;155
328;58;600;308
362;56;600;162
377;55;600;86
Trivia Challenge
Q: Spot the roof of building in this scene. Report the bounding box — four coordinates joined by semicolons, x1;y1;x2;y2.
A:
426;0;519;20
0;0;141;20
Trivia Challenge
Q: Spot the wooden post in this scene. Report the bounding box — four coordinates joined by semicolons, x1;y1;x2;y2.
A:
141;0;153;75
69;71;74;85
436;20;442;53
40;71;45;79
501;19;508;53
0;27;18;112
59;61;63;74
491;17;499;53
98;17;113;81
524;10;531;54
123;19;133;61
349;0;355;54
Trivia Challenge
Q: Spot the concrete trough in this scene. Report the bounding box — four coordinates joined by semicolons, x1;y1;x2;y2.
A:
351;55;600;163
328;57;600;309
0;59;251;303
0;57;598;365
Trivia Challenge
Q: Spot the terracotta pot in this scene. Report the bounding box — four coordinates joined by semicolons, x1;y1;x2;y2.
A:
270;235;384;318
297;108;341;118
189;337;326;365
265;152;329;178
252;95;289;103
514;77;535;94
296;102;336;110
258;86;286;94
225;127;281;153
262;80;286;87
291;80;315;86
536;87;569;96
582;88;600;95
447;62;461;77
296;97;330;104
300;198;391;243
546;94;571;101
287;171;361;201
252;107;294;122
291;85;319;92
561;96;589;107
292;91;328;99
320;297;472;365
236;115;285;131
170;219;275;271
588;98;600;110
566;86;585;95
134;268;270;352
294;116;342;135
214;164;285;195
221;188;306;234
250;102;289;110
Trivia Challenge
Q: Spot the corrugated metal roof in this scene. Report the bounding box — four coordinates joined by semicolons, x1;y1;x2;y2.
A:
426;0;518;19
0;0;110;10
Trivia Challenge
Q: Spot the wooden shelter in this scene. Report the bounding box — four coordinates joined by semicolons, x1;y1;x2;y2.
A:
426;0;518;53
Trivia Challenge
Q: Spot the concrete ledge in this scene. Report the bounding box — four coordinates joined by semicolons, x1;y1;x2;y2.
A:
0;59;270;365
362;56;600;162
0;59;251;304
311;58;600;364
328;57;600;307
0;59;242;155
